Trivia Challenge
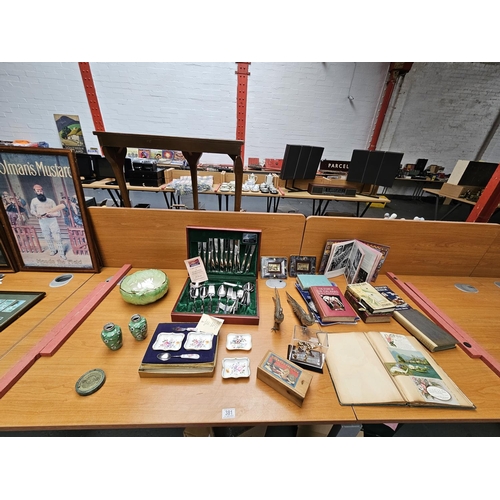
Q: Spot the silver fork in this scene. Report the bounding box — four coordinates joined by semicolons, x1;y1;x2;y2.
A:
207;284;215;313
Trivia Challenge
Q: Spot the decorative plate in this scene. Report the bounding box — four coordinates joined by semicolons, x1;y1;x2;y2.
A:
222;357;250;379
226;333;252;351
152;332;185;351
184;332;214;351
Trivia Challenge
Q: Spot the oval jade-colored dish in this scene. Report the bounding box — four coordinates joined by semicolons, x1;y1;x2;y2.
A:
119;269;169;305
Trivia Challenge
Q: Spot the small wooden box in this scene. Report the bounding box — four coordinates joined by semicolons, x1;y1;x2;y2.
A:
257;350;313;407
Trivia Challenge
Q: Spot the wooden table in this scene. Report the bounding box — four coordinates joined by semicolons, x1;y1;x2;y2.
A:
381;177;444;200
1;268;499;431
93;132;244;211
353;274;500;424
422;188;477;220
213;187;389;215
82;179;178;208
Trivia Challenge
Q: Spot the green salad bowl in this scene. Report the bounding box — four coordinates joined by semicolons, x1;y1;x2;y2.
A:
119;269;169;305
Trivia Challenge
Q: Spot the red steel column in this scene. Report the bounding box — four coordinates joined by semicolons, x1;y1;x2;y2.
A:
78;62;105;132
235;62;250;164
466;163;500;222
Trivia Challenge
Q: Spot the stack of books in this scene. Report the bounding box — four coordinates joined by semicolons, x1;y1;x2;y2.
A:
344;282;396;323
295;278;358;325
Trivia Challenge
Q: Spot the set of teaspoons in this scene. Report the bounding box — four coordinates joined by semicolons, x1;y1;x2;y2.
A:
196;239;256;274
188;281;255;314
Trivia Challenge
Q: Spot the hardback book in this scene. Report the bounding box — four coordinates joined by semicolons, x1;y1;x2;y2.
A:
393;308;457;352
325;331;475;409
295;283;358;326
296;274;333;291
138;322;219;377
309;285;358;323
346;282;396;314
319;239;390;282
344;289;392;323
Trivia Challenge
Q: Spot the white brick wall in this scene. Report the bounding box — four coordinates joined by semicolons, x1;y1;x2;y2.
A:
378;62;500;174
1;61;499;173
0;62;388;163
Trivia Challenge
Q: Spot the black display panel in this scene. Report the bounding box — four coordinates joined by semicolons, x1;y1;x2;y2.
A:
279;145;324;181
346;149;404;188
75;153;96;180
458;161;498;187
95;156;131;180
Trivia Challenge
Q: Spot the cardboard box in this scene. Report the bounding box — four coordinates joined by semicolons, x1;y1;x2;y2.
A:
257;350;313;407
439;183;479;198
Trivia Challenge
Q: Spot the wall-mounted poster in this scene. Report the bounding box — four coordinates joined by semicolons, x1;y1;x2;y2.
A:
54;114;87;154
0;146;100;272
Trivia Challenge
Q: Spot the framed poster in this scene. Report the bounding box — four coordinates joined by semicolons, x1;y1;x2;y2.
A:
0;291;46;331
0;222;18;272
0;146;100;272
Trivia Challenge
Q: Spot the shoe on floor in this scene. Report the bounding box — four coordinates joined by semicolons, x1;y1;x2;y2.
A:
49;250;58;256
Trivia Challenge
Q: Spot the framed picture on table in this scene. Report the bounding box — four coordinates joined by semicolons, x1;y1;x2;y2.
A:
0;146;100;272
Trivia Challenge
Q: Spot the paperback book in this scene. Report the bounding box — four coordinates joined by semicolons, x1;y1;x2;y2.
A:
344;290;393;324
319;239;390;282
296;274;333;291
322;239;389;284
325;331;474;408
345;282;396;314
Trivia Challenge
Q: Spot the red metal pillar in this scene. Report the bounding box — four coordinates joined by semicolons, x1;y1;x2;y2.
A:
235;62;250;164
369;63;413;151
466;163;500;222
78;62;105;132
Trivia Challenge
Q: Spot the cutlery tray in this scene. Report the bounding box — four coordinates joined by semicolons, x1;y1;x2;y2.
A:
171;226;261;325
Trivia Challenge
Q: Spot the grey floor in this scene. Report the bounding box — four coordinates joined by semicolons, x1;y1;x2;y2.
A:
2;189;497;437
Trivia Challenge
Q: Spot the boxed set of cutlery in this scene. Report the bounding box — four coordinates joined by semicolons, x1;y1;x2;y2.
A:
171;227;261;325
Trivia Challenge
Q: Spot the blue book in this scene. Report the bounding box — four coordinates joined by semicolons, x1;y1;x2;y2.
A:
296;274;333;291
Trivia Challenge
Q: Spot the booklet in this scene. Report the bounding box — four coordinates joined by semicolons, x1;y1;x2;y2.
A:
322;239;387;284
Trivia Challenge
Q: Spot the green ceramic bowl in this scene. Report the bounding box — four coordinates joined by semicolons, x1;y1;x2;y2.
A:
119;269;169;305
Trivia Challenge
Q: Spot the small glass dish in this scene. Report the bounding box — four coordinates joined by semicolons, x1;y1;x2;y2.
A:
222;357;250;379
152;332;184;351
226;333;252;351
184;332;214;350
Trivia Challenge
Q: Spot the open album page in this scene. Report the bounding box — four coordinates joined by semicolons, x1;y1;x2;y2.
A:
326;332;405;405
366;332;475;408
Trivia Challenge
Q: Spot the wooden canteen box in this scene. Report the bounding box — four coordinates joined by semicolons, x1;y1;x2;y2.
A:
171;226;261;325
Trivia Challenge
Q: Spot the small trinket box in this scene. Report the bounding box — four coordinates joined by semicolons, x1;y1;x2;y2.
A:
257;350;313;407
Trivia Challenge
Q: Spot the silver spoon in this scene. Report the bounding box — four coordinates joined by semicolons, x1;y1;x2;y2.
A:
200;286;208;313
157;353;201;361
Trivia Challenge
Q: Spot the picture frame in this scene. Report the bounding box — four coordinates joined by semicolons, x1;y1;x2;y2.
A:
0;146;100;272
261;256;287;279
0;222;19;272
0;290;46;331
289;255;316;277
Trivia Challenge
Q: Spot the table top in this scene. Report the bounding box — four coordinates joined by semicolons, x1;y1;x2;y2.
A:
82;179;176;193
423;188;477;205
0;270;499;431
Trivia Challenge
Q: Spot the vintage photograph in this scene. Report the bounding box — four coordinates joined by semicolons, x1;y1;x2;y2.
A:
0;147;99;272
